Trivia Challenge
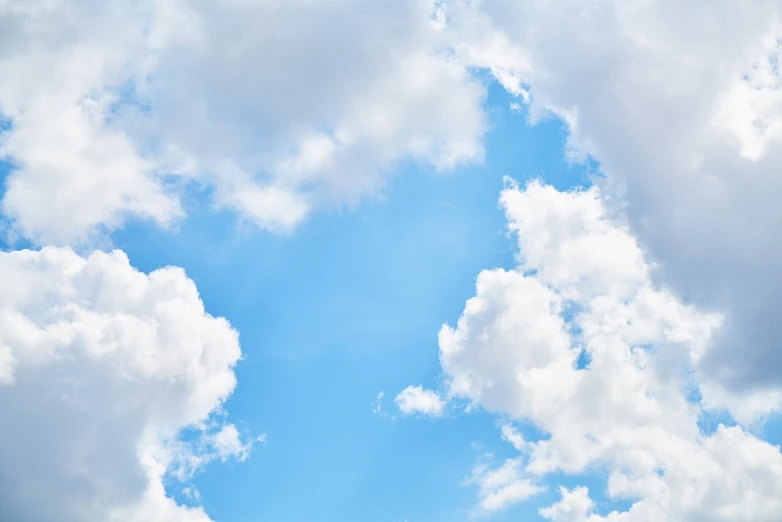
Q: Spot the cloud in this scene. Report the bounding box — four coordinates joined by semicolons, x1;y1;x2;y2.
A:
372;391;385;415
442;0;782;417
419;180;782;520
0;0;487;245
395;385;445;417
0;247;253;522
498;422;530;453
468;456;543;515
538;487;594;522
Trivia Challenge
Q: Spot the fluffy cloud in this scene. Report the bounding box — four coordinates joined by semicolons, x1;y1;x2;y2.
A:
416;180;782;519
0;247;251;522
395;385;445;417
468;455;542;515
0;0;486;244
441;0;782;416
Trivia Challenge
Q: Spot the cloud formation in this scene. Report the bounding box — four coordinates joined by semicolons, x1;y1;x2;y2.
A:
395;385;445;417
0;0;486;244
0;247;250;522
418;180;782;519
442;0;782;416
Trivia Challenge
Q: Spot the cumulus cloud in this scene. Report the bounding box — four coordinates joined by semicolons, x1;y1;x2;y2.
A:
395;385;445;417
414;180;782;520
0;0;486;245
0;247;254;522
442;0;782;416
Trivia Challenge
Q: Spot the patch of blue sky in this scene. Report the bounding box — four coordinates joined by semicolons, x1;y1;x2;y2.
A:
0;121;33;252
762;414;782;447
0;160;11;244
0;114;11;132
102;82;592;519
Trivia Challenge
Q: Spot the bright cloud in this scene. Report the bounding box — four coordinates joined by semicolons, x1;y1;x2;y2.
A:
468;456;543;515
0;0;486;245
442;0;782;417
411;180;782;519
0;247;253;522
395;385;445;417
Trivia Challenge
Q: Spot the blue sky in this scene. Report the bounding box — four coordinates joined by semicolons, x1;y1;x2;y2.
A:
2;2;782;522
108;85;591;521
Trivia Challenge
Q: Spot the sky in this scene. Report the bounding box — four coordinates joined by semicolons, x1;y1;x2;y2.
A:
1;1;782;522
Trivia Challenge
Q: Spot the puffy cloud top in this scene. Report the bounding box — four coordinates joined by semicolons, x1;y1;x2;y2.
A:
0;247;246;522
395;385;445;417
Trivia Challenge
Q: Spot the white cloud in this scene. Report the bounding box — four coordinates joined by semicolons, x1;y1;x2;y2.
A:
0;0;487;245
211;424;251;461
373;391;385;415
442;0;782;417
395;385;445;417
468;457;543;515
0;1;183;244
0;247;254;522
418;181;782;520
498;422;530;453
538;487;594;522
